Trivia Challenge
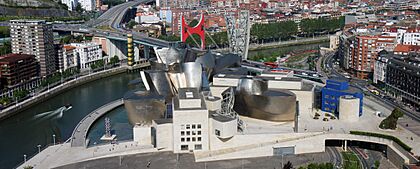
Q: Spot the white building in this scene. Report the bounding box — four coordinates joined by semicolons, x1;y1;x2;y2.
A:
373;52;390;84
172;88;210;153
78;0;95;11
62;45;78;71
135;15;161;24
71;43;103;70
397;32;420;46
61;0;78;11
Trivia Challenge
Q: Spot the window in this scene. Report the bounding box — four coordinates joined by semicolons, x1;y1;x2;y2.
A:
198;137;202;141
186;124;190;129
194;144;202;150
187;131;190;135
192;137;196;141
187;137;191;142
181;145;188;150
198;131;201;135
215;129;221;136
192;131;196;135
192;124;196;129
181;138;185;142
181;131;185;136
197;124;201;129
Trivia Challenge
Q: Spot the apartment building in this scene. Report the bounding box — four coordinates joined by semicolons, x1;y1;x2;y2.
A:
71;43;103;70
348;36;378;79
62;45;78;72
0;54;39;88
79;0;95;11
10;20;56;77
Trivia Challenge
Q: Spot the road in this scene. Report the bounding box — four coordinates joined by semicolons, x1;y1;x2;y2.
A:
319;50;420;124
53;0;170;47
326;146;342;168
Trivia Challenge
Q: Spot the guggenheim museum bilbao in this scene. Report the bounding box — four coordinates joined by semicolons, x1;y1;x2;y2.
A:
122;43;368;161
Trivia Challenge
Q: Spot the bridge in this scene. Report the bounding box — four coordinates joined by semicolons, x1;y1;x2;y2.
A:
70;99;124;147
53;0;173;63
54;0;253;63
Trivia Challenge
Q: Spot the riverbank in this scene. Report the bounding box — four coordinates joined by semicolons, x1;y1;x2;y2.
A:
249;36;329;51
0;67;128;121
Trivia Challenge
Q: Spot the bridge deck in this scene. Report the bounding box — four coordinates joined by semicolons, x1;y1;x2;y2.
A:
70;99;124;147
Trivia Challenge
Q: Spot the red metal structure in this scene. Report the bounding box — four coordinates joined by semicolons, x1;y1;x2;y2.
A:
181;14;205;49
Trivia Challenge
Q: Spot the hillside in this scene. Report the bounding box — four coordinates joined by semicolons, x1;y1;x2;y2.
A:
0;0;71;17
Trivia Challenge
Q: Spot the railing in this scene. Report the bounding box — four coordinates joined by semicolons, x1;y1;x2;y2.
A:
14;138;72;169
70;99;124;147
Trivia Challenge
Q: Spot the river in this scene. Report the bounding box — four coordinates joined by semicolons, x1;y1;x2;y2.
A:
0;73;139;169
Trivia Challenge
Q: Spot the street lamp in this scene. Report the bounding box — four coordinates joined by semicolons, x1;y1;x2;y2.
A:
52;134;56;145
37;144;41;153
23;154;27;163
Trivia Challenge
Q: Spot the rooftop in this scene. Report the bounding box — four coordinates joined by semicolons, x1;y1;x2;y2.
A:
0;54;35;63
210;112;235;123
153;118;173;124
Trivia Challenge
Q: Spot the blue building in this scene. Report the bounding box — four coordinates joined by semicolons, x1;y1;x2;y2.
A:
321;79;363;116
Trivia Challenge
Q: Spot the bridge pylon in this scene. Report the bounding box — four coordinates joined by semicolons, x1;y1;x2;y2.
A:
225;10;251;60
127;34;134;66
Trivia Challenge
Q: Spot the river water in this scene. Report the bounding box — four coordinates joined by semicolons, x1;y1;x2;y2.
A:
0;73;139;169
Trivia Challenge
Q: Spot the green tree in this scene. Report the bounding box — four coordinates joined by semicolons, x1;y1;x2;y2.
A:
109;55;120;65
374;160;380;169
250;21;298;42
0;26;10;38
127;20;137;29
75;2;83;13
13;90;29;100
188;19;199;27
0;97;11;105
0;41;12;55
379;108;404;130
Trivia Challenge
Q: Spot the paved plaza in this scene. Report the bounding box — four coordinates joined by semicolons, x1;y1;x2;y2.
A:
55;151;332;169
297;96;420;156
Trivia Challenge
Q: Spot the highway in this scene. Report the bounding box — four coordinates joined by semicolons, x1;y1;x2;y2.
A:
54;0;170;47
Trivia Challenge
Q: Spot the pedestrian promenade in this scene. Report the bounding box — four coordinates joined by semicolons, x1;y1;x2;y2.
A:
71;99;124;147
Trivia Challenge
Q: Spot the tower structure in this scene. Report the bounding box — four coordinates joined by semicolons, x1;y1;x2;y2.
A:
225;10;250;60
127;34;134;66
10;20;56;76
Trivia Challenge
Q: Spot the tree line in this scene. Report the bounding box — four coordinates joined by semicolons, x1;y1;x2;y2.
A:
251;16;344;42
159;16;344;47
300;16;344;36
251;20;298;43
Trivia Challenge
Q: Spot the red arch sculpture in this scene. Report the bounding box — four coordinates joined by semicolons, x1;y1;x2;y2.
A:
181;14;205;49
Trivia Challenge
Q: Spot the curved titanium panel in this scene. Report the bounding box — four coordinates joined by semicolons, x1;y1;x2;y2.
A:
144;70;174;101
234;78;297;122
236;78;267;95
124;90;166;125
182;62;202;88
165;47;182;66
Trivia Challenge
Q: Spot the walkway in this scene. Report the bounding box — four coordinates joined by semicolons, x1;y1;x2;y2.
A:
70;99;124;147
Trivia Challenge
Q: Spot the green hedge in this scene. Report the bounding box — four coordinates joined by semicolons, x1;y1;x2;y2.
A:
349;131;412;152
